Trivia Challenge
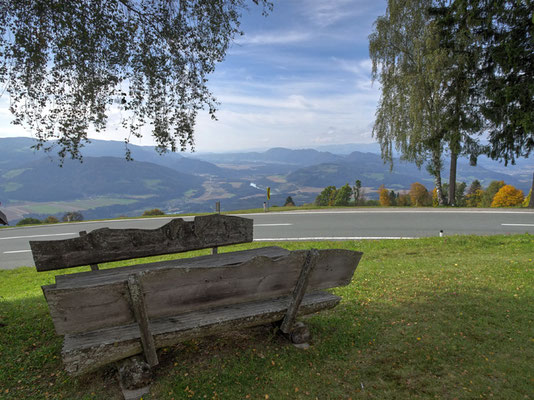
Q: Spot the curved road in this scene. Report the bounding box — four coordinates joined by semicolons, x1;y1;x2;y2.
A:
1;208;533;269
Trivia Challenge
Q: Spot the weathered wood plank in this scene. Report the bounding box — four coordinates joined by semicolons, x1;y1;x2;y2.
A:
62;291;340;376
44;249;362;335
127;274;158;367
79;231;99;271
54;247;290;289
30;214;253;272
280;249;318;334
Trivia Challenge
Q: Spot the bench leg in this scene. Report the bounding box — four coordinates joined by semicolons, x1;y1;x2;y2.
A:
274;320;312;347
117;356;152;400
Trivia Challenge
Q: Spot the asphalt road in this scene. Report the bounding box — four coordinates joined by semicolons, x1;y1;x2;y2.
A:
1;208;533;269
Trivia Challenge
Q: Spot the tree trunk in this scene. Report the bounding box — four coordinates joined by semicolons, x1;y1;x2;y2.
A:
432;150;446;206
448;151;458;206
528;172;534;209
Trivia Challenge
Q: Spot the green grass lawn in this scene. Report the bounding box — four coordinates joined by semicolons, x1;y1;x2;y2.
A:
0;235;532;399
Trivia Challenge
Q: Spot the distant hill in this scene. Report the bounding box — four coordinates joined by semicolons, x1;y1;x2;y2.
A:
192;147;344;166
0;137;530;222
0;156;204;202
287;151;528;191
0;137;226;176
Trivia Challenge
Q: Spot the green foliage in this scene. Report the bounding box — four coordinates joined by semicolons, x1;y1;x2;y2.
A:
16;217;41;226
43;216;59;224
369;0;450;204
409;182;432;207
333;184;352;206
315;186;337;206
466;180;483;207
481;180;505;208
397;193;411;206
142;208;165;216
474;1;534;164
442;182;467;207
389;190;397;206
0;0;271;162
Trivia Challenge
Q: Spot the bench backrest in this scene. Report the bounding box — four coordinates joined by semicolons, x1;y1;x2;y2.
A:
30;214;253;272
42;247;362;335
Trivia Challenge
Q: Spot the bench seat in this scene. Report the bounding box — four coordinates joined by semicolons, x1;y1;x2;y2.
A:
63;291;340;375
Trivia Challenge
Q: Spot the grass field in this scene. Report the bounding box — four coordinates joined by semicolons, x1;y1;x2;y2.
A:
0;235;532;399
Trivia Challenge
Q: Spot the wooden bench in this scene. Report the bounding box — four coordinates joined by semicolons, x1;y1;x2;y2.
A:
30;214;362;378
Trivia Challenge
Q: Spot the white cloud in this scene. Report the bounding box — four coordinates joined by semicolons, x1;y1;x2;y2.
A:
301;0;377;27
238;30;312;45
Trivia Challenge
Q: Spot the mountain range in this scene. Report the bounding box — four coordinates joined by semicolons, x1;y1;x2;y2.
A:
0;137;531;223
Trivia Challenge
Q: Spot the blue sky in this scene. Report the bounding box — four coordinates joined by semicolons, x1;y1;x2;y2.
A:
0;0;388;153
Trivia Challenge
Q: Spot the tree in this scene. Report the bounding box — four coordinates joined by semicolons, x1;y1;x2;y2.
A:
284;196;295;207
397;193;411;206
378;185;390;206
481;181;505;208
389;190;397;206
465;179;483;207
473;1;534;165
409;182;432;207
524;189;532;208
334;184;353;206
491;185;524;208
315;186;337;207
0;0;271;161
369;0;450;205
429;2;484;206
353;180;363;205
62;211;84;222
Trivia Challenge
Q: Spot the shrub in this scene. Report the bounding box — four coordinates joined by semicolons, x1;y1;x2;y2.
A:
365;199;380;206
43;216;59;224
142;208;165;216
491;185;524;207
16;217;42;226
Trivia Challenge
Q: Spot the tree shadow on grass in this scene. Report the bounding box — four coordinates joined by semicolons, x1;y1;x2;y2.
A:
1;286;532;400
0;294;121;399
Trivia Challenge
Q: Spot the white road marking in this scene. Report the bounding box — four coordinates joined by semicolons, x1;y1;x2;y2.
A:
240;210;534;217
0;232;76;240
254;236;416;241
4;250;32;254
501;223;534;227
254;223;293;227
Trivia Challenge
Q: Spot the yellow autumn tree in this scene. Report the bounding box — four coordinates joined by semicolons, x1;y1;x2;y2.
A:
378;185;391;206
491;185;524;207
409;182;432;206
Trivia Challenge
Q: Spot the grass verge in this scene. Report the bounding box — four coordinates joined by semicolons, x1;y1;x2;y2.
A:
0;235;533;399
